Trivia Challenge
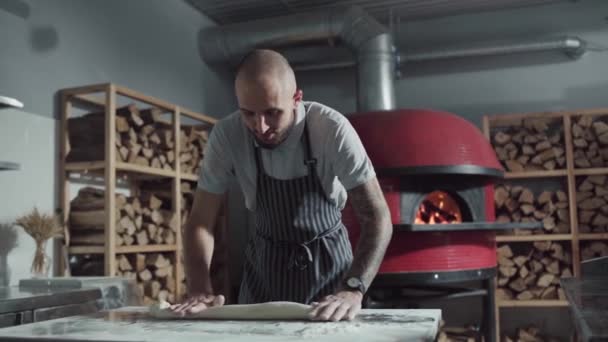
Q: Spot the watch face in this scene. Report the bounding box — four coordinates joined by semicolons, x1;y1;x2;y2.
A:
347;277;360;288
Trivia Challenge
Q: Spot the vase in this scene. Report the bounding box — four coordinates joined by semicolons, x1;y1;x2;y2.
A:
31;240;50;278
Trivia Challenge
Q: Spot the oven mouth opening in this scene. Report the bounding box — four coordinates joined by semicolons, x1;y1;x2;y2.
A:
414;190;465;225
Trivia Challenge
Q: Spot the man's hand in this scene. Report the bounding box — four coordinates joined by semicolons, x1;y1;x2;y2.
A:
169;294;225;316
309;290;363;321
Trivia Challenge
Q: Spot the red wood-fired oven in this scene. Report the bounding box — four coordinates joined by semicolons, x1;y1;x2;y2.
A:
340;109;542;342
343;109;506;276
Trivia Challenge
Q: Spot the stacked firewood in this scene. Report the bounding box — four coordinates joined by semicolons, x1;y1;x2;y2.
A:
66;104;209;174
115;253;176;305
494;184;569;234
491;118;565;172
504;325;562;342
137;179;231;302
135;179;191;300
179;125;209;175
496;243;571;301
437;321;480;342
571;115;608;168
68;187;177;246
576;175;608;233
137;180;194;229
581;241;608;261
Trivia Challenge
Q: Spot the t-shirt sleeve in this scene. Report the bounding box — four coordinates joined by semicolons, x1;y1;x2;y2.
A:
331;117;376;191
197;123;233;194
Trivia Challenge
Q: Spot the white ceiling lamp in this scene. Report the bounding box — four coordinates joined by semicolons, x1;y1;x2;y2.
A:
0;95;24;109
0;94;23;171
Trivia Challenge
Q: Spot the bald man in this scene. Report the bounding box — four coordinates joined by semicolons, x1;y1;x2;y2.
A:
171;49;392;321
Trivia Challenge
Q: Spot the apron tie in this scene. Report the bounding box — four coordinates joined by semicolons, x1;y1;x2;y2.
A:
258;221;343;271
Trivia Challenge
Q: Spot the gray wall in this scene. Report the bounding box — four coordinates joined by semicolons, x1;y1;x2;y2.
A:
0;0;235;119
298;0;608;127
0;0;237;285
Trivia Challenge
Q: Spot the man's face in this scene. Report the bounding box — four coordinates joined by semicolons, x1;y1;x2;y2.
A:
236;78;302;149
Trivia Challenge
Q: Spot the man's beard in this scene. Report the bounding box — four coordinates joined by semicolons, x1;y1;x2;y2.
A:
254;136;281;149
252;111;297;150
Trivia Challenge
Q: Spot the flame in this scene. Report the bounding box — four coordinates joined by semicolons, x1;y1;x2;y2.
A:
414;191;462;224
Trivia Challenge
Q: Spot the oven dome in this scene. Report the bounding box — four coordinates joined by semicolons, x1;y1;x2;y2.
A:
348;109;504;177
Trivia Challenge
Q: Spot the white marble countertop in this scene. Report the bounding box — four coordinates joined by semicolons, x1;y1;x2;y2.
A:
0;306;441;342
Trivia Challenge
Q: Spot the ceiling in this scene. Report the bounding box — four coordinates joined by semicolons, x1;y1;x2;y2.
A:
186;0;570;25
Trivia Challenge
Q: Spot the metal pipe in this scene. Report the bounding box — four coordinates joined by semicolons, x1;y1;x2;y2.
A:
399;36;586;64
292;61;356;72
199;6;396;112
290;36;586;72
357;33;396;111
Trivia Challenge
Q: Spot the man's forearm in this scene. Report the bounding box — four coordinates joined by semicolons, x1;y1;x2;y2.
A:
346;178;393;289
183;224;216;295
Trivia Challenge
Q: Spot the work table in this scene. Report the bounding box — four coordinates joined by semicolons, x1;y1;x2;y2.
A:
0;306;441;342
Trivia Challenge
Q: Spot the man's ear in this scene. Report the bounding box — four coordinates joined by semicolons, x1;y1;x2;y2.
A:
293;89;303;103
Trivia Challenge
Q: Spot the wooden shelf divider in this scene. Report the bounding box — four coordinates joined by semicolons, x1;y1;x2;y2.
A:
495;234;573;242
498;300;570;308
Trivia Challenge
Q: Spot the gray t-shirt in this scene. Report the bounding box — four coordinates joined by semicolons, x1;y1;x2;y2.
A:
198;101;376;211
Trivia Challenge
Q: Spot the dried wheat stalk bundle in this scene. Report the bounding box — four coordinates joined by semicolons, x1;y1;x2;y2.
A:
15;208;64;275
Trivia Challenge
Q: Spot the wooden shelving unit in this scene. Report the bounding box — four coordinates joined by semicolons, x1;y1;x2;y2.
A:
58;83;227;304
503;169;568;179
483;107;608;341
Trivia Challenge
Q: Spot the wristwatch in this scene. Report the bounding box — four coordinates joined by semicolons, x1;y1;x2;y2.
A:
344;276;366;294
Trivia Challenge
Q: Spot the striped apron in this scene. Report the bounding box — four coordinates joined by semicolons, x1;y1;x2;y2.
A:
238;118;353;304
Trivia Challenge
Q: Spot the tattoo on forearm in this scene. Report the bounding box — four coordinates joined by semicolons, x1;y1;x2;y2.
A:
346;178;393;289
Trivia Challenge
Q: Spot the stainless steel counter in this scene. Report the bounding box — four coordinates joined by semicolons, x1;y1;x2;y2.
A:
0;306;441;342
0;161;19;170
0;286;101;314
0;286;101;327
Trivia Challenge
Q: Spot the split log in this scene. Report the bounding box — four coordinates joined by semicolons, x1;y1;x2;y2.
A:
504;324;561;342
117;255;132;272
136;253;146;272
138;269;152;282
581;241;608;260
437;321;480;342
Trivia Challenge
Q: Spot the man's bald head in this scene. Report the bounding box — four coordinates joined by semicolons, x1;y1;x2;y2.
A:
234;49;303;149
235;49;297;95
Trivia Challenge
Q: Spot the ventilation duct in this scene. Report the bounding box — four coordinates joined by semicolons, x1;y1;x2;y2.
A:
200;6;396;112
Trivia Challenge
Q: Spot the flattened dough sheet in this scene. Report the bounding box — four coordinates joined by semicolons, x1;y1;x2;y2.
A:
149;300;313;320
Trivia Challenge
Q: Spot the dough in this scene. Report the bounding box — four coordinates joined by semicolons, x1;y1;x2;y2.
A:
149;300;313;320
